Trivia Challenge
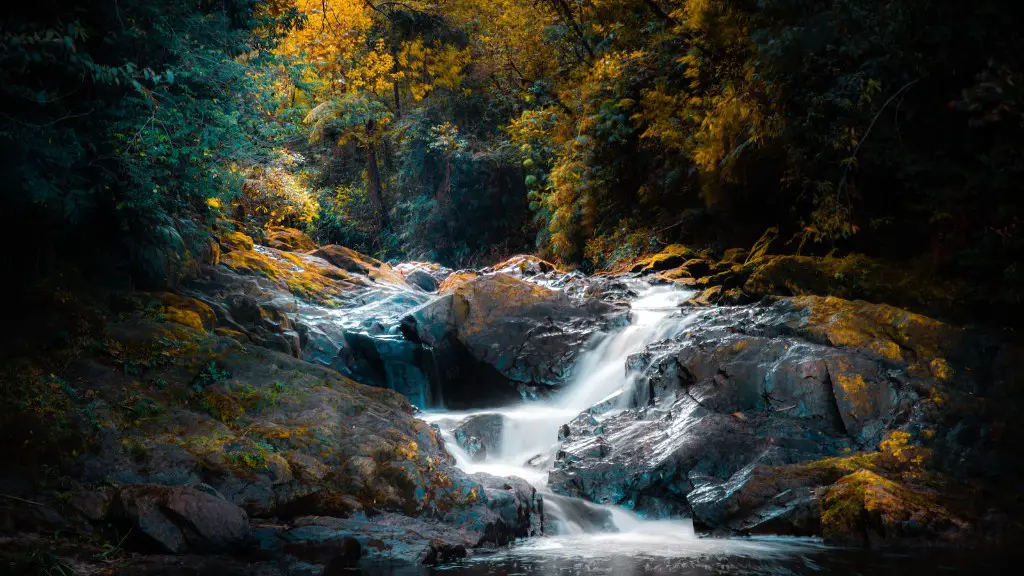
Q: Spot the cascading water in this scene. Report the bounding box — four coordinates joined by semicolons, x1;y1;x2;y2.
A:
422;285;702;536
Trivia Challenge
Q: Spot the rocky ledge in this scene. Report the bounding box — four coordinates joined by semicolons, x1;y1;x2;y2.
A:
549;291;1023;546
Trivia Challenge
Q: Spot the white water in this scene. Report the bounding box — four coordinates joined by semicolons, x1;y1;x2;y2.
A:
422;285;702;536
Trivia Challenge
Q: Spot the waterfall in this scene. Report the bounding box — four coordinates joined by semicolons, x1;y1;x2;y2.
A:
422;285;700;536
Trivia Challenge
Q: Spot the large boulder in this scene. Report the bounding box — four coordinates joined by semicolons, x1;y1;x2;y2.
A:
549;295;996;544
401;273;628;405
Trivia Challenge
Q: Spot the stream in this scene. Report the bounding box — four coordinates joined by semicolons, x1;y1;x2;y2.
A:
406;286;1014;575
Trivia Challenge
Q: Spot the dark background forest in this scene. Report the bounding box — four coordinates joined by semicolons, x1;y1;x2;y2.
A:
2;0;1022;323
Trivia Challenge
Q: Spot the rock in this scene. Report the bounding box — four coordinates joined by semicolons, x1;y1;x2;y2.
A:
468;473;545;542
265;226;317;252
395;261;453;291
112;485;250;553
549;294;987;544
629;245;699;274
71;486;114;521
721;248;750;264
311;245;407;285
437;270;479;293
484;254;559;276
67;318;478;522
220;230;255;252
454;414;504;461
404;269;438;292
402;274;627;403
255;475;542;567
420;540;468;565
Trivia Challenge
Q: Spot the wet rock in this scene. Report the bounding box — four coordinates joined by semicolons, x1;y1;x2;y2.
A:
310;245;407;285
420;540;468;565
468;473;545;542
404;269;438;292
550;294;981;543
394;261;454;288
403;274;628;399
454;414;504;461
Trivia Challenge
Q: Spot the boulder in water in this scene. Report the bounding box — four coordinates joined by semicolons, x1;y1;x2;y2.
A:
453;413;504;461
402;273;627;404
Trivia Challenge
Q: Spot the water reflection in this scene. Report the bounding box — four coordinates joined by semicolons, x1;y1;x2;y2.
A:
355;541;1018;576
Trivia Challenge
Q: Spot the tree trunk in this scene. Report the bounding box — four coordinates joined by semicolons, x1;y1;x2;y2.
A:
437;153;452;203
365;119;387;228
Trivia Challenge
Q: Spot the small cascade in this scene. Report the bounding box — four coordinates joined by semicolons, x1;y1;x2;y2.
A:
423;285;699;536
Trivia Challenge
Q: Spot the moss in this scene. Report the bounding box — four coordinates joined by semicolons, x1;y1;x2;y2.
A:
821;468;963;545
627;244;700;274
225;440;272;471
222;246;364;306
438;271;479;293
220;230;255;252
264;226;317;252
146;292;216;332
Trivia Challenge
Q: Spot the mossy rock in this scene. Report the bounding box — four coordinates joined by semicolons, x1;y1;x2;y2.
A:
148;292;216;332
628;244;700;274
438;271;479;293
821;469;966;546
311;245;407;285
264;226;316;252
220;230;254;253
221;246;365;306
721;247;750;264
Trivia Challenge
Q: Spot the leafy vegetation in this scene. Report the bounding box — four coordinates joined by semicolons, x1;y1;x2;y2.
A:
2;0;1022;319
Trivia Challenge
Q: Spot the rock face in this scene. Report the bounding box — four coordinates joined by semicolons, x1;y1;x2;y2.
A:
402;273;628;406
549;295;1002;543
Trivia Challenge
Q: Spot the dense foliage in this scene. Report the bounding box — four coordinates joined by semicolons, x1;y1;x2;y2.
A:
4;0;1023;313
1;0;297;287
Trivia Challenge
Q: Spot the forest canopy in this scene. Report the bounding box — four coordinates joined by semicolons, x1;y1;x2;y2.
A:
2;1;1022;313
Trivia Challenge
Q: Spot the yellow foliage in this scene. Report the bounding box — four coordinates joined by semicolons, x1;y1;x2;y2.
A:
235;150;319;229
